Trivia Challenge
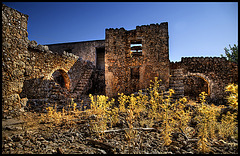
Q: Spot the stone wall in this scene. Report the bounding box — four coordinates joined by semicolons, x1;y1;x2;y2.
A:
170;57;238;102
2;4;29;116
26;43;78;83
2;4;79;117
2;4;238;116
68;58;95;99
19;57;92;99
105;23;170;97
47;40;105;67
184;76;209;100
47;40;106;96
19;57;95;113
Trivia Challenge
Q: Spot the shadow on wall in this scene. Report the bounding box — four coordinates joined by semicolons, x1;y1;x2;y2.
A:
184;75;209;101
52;69;70;90
87;69;106;95
19;75;72;112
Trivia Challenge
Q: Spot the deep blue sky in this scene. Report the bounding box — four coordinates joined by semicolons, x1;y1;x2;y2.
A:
3;2;238;61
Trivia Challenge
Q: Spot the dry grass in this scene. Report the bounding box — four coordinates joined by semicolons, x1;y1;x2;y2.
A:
34;78;238;154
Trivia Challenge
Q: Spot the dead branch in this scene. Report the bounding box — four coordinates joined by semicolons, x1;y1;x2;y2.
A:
179;127;189;141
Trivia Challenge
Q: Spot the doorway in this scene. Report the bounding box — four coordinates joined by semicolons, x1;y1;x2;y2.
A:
96;47;105;70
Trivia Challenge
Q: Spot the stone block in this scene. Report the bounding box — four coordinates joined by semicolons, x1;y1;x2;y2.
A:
7;93;20;105
20;97;28;107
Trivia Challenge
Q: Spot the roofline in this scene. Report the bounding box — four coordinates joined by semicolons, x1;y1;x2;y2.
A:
45;39;105;46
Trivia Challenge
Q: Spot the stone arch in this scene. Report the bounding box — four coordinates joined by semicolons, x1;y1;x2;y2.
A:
49;68;71;90
184;72;213;98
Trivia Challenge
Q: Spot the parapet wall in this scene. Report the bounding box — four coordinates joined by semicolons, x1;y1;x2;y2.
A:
27;41;78;80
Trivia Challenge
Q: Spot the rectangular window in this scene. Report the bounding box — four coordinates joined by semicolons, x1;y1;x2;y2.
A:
130;40;142;54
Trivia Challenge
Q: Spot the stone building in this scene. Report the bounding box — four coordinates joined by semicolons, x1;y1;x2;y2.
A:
48;23;170;98
2;4;238;117
104;23;169;97
48;23;238;102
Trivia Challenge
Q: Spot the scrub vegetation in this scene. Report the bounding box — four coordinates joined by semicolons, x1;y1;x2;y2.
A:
37;77;238;154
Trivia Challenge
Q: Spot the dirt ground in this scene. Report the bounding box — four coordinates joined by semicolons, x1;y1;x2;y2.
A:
2;103;238;155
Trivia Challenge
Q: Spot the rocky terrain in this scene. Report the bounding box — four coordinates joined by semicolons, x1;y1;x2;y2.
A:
2;101;238;154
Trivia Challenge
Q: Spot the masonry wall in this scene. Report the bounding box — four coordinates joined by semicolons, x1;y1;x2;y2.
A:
47;40;105;66
105;23;170;97
19;57;95;112
16;44;81;113
184;76;209;100
2;4;30;117
3;4;238;116
170;57;238;101
47;40;106;96
27;43;78;81
2;4;78;117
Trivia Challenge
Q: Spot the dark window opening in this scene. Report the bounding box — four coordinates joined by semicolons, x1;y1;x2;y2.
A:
131;67;140;79
96;47;105;70
131;40;142;54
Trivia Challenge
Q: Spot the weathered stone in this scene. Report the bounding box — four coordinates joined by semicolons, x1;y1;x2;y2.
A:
18;61;26;68
42;45;49;51
48;40;104;65
36;44;44;51
2;41;11;48
104;23;169;97
3;81;24;95
2;3;238;117
2;4;79;117
29;40;38;48
7;94;20;105
170;57;238;102
19;108;25;113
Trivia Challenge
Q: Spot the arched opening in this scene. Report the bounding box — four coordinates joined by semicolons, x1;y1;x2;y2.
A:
52;69;70;90
184;75;210;100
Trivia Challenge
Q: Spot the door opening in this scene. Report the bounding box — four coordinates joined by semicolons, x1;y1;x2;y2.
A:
96;47;105;70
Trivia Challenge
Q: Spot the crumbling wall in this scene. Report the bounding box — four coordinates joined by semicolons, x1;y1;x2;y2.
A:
47;40;106;97
2;4;29;116
170;57;238;102
3;4;238;115
47;40;105;66
184;75;209;100
2;4;78;117
26;42;78;83
19;58;95;113
105;23;170;97
68;58;95;100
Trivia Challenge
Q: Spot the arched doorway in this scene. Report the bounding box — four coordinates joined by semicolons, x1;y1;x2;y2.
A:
51;69;70;90
184;73;211;100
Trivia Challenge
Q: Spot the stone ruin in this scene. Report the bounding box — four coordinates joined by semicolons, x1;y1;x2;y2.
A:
2;4;238;118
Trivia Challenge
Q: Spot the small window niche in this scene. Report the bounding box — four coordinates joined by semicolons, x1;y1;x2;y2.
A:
130;40;142;55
